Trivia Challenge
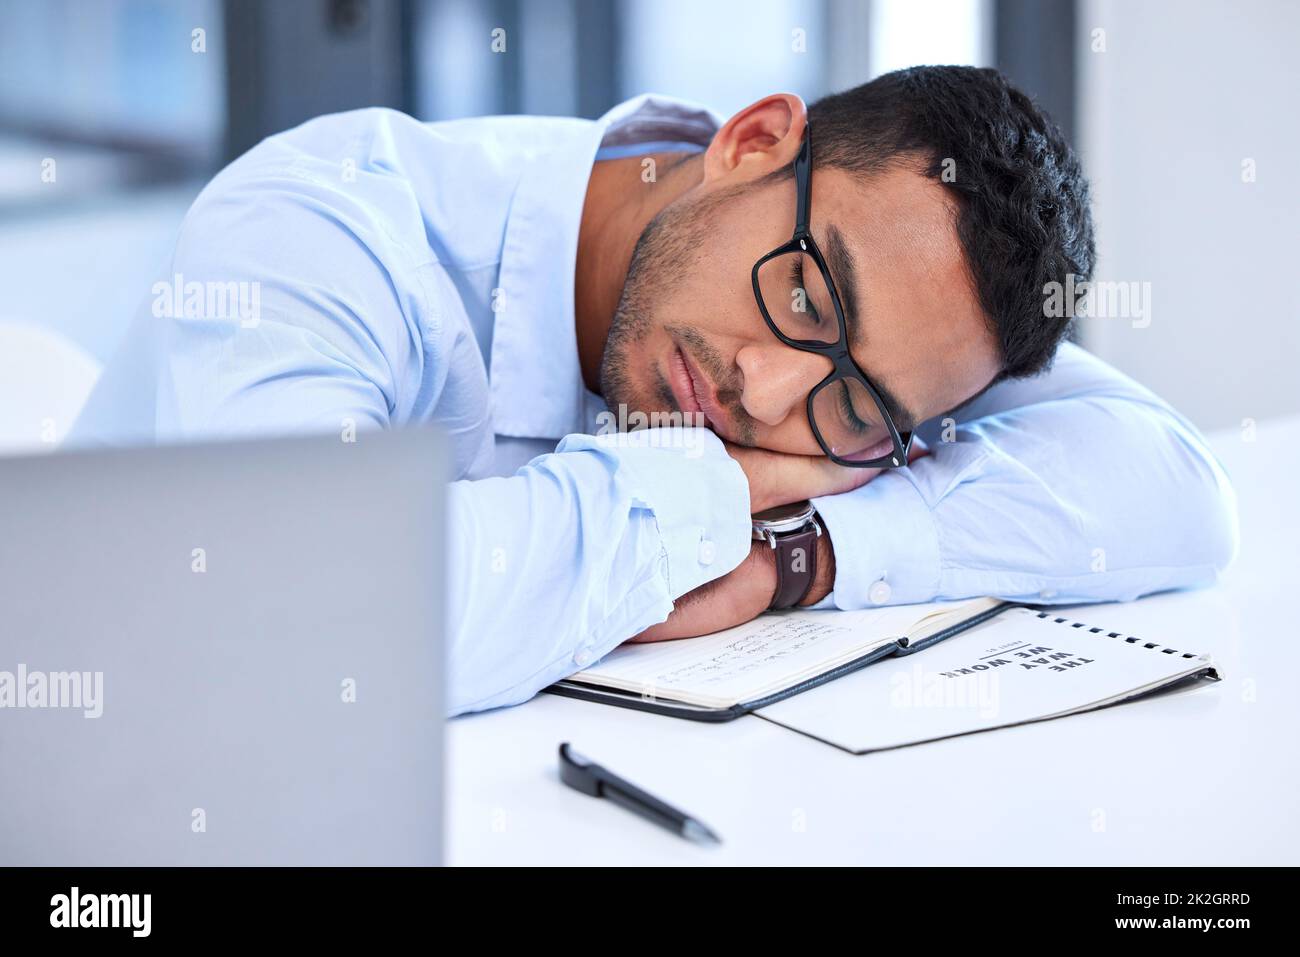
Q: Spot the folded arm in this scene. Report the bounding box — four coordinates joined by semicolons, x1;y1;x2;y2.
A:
447;430;751;714
811;341;1240;609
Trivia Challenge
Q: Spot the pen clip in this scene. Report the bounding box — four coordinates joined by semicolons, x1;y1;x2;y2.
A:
558;742;602;796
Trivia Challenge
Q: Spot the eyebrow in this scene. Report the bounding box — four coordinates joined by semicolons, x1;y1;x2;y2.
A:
823;223;919;434
824;224;862;347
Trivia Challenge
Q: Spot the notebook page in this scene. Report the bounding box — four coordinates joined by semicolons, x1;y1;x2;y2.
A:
756;606;1213;752
567;600;972;709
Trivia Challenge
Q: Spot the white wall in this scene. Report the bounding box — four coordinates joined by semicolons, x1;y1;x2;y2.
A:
618;0;826;118
1077;0;1300;430
866;0;992;78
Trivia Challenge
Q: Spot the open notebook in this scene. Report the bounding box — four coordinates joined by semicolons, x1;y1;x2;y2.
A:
546;598;1011;720
545;601;1219;744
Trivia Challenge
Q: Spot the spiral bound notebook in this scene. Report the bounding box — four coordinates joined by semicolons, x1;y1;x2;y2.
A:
754;605;1220;753
546;601;1219;744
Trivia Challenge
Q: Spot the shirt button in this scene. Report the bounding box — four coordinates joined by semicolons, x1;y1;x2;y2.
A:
1039;588;1056;600
574;648;592;668
698;539;717;566
868;580;892;604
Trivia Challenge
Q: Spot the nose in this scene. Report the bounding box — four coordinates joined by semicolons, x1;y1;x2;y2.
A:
735;340;833;427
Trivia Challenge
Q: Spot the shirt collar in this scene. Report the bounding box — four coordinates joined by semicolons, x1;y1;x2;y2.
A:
490;94;723;439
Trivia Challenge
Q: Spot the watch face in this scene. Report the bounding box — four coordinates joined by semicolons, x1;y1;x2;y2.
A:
752;500;816;529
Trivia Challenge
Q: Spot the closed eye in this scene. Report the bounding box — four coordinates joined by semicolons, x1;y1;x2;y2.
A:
837;381;872;435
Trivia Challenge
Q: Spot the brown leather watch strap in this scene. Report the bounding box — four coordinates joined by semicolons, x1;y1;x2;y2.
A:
770;524;820;610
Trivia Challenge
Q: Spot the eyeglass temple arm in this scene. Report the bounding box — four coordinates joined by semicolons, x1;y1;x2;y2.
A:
794;126;812;234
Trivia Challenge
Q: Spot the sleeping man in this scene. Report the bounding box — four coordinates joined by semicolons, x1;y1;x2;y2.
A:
72;66;1238;714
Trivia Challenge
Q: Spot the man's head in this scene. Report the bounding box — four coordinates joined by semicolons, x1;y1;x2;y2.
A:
599;66;1094;456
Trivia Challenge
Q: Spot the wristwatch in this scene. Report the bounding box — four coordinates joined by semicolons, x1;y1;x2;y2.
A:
751;500;822;610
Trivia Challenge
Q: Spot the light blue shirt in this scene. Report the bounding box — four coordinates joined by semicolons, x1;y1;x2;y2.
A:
72;95;1240;715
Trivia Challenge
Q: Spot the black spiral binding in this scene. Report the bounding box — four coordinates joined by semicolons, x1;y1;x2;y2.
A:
1031;609;1206;660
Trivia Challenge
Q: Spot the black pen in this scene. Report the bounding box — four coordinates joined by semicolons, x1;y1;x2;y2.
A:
558;743;722;845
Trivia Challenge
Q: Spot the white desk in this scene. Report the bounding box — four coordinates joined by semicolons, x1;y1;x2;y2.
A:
448;416;1300;865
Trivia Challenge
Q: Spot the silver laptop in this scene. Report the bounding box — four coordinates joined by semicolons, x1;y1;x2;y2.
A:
0;428;445;865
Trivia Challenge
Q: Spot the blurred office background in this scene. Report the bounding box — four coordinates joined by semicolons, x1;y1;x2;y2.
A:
1;0;1296;451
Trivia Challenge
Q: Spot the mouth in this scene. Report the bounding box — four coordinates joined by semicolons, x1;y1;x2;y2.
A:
668;343;725;434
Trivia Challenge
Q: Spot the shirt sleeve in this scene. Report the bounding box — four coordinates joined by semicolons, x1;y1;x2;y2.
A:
445;427;751;715
146;162;430;443
810;341;1240;610
145;180;753;715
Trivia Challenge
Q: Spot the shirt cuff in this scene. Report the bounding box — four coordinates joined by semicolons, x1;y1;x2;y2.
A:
811;468;942;610
553;427;752;600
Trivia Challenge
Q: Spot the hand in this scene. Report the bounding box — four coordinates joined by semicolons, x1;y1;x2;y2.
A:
727;440;915;514
628;540;778;644
629;511;838;644
630;438;929;643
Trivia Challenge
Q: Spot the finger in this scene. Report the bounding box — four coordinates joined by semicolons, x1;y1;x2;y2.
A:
765;451;882;507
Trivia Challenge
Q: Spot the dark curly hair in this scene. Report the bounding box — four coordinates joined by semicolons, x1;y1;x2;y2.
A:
806;65;1094;381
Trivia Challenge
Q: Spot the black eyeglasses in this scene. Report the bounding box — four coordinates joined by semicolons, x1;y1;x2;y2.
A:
750;125;913;468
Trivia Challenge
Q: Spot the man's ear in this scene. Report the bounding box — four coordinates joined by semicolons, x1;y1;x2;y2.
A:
702;93;807;186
